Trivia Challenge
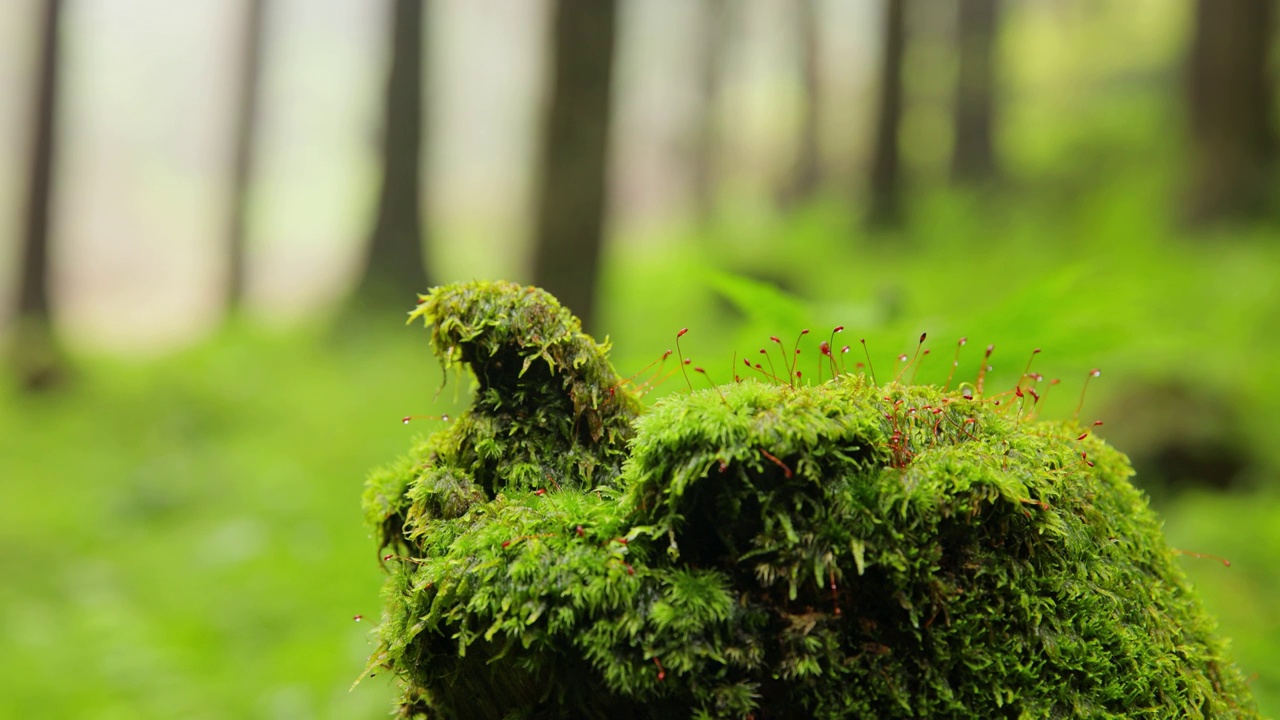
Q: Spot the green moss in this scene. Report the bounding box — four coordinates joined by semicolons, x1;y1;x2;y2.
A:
364;281;1258;719
362;281;641;554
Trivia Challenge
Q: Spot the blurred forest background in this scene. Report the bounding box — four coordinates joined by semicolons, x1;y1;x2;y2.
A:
3;0;1280;717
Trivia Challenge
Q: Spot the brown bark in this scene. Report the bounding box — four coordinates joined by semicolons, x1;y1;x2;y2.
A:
13;0;64;390
227;0;267;313
355;0;429;309
19;0;60;323
866;0;906;228
531;0;618;331
1185;0;1275;224
951;0;999;185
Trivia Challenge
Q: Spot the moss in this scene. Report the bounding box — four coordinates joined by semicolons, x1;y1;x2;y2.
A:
362;281;641;554
364;281;1258;719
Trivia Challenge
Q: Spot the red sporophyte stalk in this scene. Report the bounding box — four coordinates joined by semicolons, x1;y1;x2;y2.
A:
759;348;782;384
1074;368;1101;422
770;336;792;388
672;330;1107;477
635;349;676;396
860;339;877;385
759;448;793;478
789;329;810;386
694;366;731;406
975;344;995;398
745;357;770;383
895;333;927;383
614;349;674;398
1075;420;1104;443
1173;548;1232;567
675;328;693;392
910;348;930;383
826;326;845;378
1017;348;1042;392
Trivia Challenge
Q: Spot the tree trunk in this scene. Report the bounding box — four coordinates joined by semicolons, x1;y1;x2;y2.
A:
1185;0;1275;224
951;0;998;185
531;0;618;332
354;0;428;309
12;0;64;390
866;0;906;228
227;0;267;314
781;0;822;207
691;0;728;227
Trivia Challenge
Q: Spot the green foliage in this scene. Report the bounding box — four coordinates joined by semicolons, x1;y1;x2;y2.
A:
707;270;812;333
0;324;446;718
366;282;1258;718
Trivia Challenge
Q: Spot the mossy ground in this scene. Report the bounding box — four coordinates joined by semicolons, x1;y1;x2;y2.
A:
365;281;1258;719
4;220;1279;718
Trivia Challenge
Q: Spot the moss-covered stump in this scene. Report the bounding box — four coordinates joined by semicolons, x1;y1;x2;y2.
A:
363;281;1258;719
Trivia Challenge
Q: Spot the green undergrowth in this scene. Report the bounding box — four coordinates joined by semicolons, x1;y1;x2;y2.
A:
366;281;1258;718
0;321;459;718
1161;491;1280;715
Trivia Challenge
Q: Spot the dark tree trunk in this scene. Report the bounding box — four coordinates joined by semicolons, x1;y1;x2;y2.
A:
951;0;999;185
866;0;906;228
227;0;267;314
354;0;428;309
781;0;822;207
13;0;64;390
1185;0;1275;224
531;0;618;332
692;0;728;227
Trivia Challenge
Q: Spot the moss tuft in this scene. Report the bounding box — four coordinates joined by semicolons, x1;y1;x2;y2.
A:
363;281;641;555
364;281;1258;719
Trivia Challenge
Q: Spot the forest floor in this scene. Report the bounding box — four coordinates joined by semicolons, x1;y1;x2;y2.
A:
4;177;1280;716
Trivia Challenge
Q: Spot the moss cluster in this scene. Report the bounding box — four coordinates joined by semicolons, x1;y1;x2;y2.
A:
364;281;640;554
363;281;1258;719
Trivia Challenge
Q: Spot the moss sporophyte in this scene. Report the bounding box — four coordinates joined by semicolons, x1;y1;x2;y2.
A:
361;281;1259;719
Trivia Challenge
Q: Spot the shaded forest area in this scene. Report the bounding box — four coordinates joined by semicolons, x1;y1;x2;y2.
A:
3;1;1280;717
6;0;1276;358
